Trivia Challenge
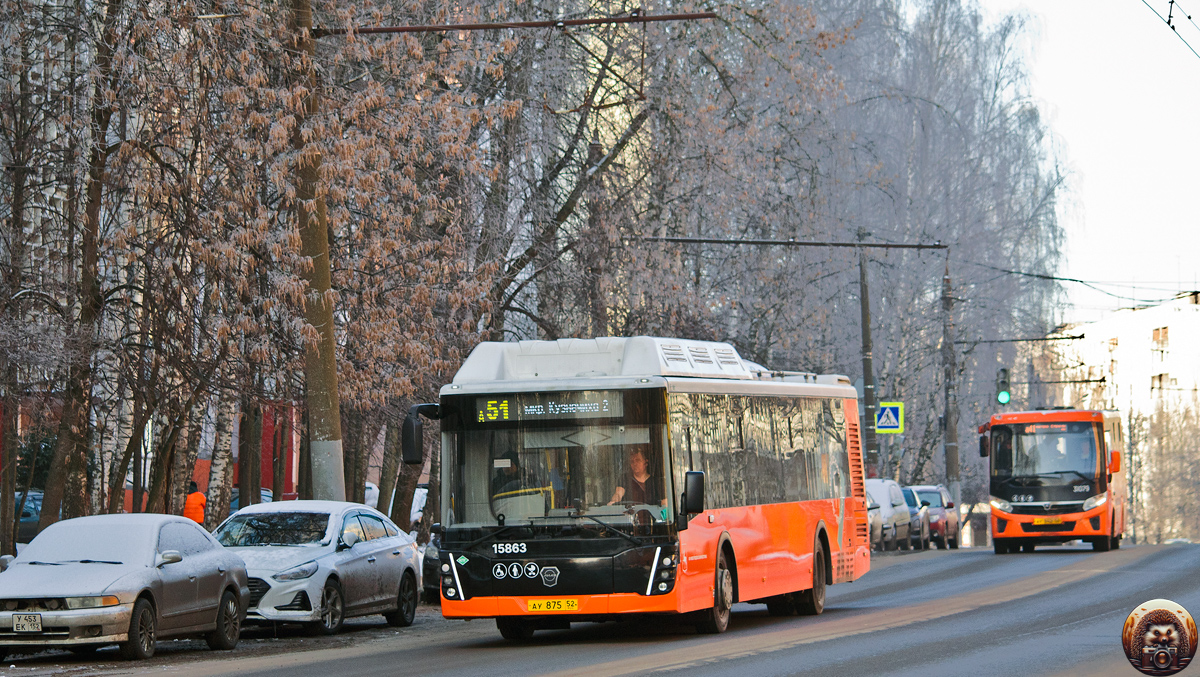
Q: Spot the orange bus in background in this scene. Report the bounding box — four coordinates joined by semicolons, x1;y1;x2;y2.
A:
408;337;871;639
979;409;1126;554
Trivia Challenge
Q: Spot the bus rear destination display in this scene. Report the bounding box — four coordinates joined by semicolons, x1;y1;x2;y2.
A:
475;391;624;422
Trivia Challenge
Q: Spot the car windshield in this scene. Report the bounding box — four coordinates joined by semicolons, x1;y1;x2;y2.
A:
991;422;1100;479
214;512;330;546
902;488;919;508
917;491;944;508
18;521;152;564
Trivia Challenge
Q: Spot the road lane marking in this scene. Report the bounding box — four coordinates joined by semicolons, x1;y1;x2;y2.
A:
547;546;1160;677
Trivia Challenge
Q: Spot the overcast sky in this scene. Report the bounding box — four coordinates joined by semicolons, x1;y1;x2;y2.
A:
974;0;1200;325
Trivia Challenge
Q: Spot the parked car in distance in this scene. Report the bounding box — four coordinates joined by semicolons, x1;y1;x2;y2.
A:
867;500;884;551
14;490;42;544
908;484;960;549
228;488;273;512
422;531;442;604
0;514;248;661
901;487;931;550
865;479;912;550
214;500;421;635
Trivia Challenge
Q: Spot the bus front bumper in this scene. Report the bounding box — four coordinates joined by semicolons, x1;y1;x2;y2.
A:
991;505;1108;542
442;591;681;618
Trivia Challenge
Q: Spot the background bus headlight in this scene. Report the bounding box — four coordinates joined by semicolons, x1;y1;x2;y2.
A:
989;496;1012;513
1082;493;1107;511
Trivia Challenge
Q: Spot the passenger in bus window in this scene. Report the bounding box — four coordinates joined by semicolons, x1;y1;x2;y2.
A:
607;447;666;506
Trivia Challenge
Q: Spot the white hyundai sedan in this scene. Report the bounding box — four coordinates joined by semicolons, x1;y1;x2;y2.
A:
213;501;420;634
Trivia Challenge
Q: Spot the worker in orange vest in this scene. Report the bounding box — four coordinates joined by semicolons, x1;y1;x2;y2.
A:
183;481;206;524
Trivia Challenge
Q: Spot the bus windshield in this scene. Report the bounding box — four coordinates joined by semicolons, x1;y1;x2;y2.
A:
991;422;1101;480
454;425;669;526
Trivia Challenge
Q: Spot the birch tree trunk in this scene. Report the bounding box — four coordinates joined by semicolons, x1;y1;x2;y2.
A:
205;390;236;530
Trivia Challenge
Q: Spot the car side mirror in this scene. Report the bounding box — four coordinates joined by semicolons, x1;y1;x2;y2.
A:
431;523;443;535
979;435;990;458
946;501;955;509
1109;450;1121;474
339;532;360;550
921;500;931;508
868;502;880;511
158;550;183;567
0;554;13;572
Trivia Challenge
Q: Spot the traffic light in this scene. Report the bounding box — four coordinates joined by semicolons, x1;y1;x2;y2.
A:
996;368;1011;405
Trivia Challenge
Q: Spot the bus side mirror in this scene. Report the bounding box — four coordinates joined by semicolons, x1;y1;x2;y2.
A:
684;472;705;514
979;435;990;458
402;403;441;465
1109;450;1121;474
402;413;424;465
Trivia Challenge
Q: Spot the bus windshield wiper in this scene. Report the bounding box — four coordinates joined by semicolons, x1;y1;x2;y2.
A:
575;515;642;546
1035;470;1093;483
464;525;521;550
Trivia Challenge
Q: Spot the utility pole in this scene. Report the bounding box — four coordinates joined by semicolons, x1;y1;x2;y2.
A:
291;0;345;501
941;256;960;505
857;229;880;475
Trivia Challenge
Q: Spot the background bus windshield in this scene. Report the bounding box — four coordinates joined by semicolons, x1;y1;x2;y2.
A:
991;422;1101;479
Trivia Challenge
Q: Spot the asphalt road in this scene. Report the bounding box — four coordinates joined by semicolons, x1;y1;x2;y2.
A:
3;543;1195;676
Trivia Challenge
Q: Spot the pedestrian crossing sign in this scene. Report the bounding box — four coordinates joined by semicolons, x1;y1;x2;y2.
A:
876;402;904;434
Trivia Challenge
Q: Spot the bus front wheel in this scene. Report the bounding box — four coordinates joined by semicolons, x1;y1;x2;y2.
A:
796;539;826;615
696;549;733;634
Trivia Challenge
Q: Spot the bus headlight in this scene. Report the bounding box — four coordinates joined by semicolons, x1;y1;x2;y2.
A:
989;496;1012;513
1082;493;1107;511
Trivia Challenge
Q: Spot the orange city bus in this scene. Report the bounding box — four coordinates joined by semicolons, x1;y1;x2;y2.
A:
405;337;871;640
979;409;1126;554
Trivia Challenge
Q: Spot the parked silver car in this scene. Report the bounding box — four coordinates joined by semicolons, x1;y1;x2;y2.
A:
214;500;421;634
0;514;249;660
865;478;912;550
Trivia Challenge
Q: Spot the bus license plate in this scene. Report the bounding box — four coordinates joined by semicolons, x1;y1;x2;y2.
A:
527;599;578;613
1033;517;1063;525
13;614;42;632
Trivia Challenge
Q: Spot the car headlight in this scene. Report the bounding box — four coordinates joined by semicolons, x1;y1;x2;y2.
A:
989;496;1012;513
272;561;319;581
425;544;439;559
1082;493;1108;511
65;596;120;609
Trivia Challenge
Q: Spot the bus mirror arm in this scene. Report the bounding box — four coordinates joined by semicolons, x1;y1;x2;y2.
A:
676;494;689;531
402;403;442;465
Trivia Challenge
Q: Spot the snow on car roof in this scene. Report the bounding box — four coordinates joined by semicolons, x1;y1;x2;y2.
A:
233;500;366;516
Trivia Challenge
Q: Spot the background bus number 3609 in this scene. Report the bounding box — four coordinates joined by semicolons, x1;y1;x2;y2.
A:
493;543;527;554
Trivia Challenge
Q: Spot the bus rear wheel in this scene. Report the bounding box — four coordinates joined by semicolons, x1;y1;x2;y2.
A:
696;549;733;634
796;539;826;616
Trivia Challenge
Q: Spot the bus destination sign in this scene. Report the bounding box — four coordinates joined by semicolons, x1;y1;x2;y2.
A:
476;391;624;423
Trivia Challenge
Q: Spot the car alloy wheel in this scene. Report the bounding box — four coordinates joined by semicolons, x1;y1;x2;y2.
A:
206;590;241;650
119;598;157;660
386;571;418;627
309;580;345;635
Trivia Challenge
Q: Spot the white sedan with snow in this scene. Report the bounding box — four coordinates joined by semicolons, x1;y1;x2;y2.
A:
213;501;420;634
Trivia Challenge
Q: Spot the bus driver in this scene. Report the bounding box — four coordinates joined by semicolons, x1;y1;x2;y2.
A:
607;447;666;506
